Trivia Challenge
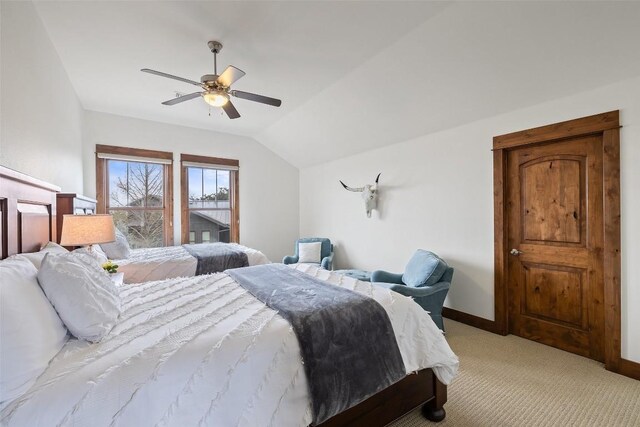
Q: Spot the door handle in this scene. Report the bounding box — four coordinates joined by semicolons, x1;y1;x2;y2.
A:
510;248;523;256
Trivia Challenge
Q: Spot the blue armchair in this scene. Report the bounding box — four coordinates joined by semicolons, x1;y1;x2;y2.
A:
283;238;334;270
371;250;453;331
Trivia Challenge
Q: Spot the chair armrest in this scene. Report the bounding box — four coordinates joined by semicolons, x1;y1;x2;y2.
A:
370;270;404;284
321;251;334;270
282;255;299;265
373;281;450;298
440;267;454;284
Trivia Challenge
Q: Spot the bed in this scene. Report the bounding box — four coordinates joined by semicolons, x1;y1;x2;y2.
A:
0;166;458;426
55;191;271;283
113;243;271;283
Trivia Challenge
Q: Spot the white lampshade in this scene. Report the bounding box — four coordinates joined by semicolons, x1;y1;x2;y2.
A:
60;214;116;246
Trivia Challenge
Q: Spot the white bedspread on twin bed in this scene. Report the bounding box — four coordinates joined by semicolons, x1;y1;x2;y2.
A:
116;244;271;283
1;264;458;427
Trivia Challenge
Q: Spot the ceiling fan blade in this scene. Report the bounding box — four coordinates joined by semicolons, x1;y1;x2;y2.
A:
161;92;203;106
141;68;203;87
216;65;246;88
231;90;282;107
222;100;241;119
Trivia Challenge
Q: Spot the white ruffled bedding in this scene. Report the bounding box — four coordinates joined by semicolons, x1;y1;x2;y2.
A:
0;264;458;427
116;244;271;283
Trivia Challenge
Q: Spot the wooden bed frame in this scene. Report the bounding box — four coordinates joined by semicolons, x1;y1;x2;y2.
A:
0;166;60;259
319;369;447;426
0;165;448;426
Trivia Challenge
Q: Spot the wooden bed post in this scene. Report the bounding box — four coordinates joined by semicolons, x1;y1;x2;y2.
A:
422;376;447;422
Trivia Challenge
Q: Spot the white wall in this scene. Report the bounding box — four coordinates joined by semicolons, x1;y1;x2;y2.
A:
300;76;640;363
82;111;299;263
0;1;84;192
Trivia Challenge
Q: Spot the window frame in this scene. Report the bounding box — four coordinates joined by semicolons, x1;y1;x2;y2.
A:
180;153;239;244
95;144;174;246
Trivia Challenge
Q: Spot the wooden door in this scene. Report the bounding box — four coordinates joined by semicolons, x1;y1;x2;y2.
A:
506;135;605;361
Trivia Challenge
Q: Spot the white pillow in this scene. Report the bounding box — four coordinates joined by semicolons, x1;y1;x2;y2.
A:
38;253;121;343
18;252;48;270
19;241;70;270
298;242;322;263
41;241;69;253
100;228;131;260
0;256;68;406
93;244;109;261
73;245;109;266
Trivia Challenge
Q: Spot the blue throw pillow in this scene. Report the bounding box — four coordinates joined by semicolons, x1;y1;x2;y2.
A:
402;250;448;287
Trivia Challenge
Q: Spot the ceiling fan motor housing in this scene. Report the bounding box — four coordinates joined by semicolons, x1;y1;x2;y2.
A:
201;74;220;86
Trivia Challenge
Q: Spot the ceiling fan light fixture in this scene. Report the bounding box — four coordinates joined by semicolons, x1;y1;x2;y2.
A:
203;91;228;107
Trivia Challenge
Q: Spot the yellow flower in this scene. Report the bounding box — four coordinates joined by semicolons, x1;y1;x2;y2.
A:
102;260;118;273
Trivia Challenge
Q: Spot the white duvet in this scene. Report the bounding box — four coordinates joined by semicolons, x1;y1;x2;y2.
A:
1;264;458;427
116;244;271;284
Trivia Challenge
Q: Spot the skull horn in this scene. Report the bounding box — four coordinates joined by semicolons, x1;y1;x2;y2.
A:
340;180;364;192
375;173;381;184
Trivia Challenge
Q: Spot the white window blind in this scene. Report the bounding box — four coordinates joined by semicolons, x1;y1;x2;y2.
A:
96;152;172;165
181;161;238;171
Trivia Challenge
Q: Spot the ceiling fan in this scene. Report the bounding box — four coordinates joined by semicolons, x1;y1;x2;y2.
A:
141;41;282;119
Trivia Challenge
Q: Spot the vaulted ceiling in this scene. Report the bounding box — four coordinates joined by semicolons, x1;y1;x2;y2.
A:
34;1;640;168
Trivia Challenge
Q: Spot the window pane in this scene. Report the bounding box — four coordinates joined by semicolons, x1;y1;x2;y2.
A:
108;160;128;207
188;167;203;205
188;167;232;209
189;231;195;244
217;170;230;201
203;169;217;200
201;231;211;243
188;167;207;209
110;210;164;248
108;160;164;208
188;210;230;243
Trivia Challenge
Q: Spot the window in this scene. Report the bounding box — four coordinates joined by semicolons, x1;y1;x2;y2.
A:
96;145;173;248
180;154;239;244
189;231;196;244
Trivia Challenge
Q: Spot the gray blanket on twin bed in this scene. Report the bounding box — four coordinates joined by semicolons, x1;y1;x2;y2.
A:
226;263;406;425
182;243;249;275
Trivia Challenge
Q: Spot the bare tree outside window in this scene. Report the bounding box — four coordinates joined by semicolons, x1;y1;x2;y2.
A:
108;160;165;248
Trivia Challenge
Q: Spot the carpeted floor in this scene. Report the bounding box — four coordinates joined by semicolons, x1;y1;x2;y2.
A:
390;320;640;427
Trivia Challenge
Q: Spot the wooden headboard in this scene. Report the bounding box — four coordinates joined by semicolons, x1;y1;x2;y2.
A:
0;166;60;259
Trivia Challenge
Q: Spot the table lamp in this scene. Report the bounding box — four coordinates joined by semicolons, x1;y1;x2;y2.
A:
59;214;116;252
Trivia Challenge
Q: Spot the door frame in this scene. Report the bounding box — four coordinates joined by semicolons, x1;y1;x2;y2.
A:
493;110;621;371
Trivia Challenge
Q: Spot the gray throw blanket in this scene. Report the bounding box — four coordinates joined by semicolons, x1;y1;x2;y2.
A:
226;264;406;425
182;243;249;275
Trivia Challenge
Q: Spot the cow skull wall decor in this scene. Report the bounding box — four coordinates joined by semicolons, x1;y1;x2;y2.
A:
340;173;381;218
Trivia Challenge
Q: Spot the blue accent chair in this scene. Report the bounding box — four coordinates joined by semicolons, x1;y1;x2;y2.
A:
283;238;334;270
371;250;453;331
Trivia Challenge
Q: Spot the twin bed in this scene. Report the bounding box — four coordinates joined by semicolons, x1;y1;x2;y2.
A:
0;166;458;426
112;243;270;283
